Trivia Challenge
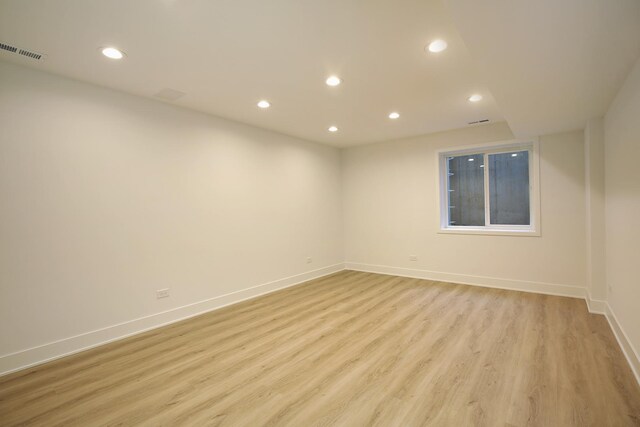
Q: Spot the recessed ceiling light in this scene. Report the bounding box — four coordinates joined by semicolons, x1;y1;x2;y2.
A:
511;153;518;157
257;100;271;109
427;40;448;53
326;76;341;87
101;47;124;59
468;158;475;162
468;94;483;102
328;126;338;132
388;112;400;119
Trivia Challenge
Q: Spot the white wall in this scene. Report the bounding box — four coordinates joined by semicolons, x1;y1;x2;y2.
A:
0;62;343;372
342;123;587;294
3;58;625;378
604;56;640;368
584;118;607;304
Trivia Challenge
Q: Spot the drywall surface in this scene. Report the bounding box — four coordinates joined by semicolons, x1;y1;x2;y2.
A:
604;56;640;360
584;118;607;303
342;123;586;292
0;62;343;367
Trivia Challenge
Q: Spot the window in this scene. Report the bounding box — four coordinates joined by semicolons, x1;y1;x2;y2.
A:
438;141;540;235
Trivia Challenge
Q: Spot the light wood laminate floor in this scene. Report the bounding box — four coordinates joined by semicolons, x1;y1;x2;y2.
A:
1;271;640;426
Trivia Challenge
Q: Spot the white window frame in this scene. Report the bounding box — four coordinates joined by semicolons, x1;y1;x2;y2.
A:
436;139;541;236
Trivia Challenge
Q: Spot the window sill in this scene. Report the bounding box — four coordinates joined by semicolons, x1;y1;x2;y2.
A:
438;227;540;237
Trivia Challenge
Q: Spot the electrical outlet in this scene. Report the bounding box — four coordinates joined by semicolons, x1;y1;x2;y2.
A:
156;288;170;299
306;257;312;264
409;255;418;261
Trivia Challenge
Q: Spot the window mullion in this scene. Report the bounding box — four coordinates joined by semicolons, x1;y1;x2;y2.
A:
484;153;490;226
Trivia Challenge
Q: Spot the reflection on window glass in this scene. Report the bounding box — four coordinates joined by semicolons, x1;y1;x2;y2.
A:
447;154;485;226
488;151;530;225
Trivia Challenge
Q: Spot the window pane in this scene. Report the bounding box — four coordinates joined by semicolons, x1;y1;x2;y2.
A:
447;154;485;226
488;151;530;225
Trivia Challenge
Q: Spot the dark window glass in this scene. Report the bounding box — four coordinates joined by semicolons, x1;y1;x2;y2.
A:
447;154;485;226
488;151;530;225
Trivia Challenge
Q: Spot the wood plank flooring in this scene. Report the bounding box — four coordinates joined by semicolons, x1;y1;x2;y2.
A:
1;270;640;426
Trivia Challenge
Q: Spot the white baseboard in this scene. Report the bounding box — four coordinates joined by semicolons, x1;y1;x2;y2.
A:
0;263;345;377
5;263;638;389
585;289;607;314
345;262;640;386
345;262;586;298
604;303;640;386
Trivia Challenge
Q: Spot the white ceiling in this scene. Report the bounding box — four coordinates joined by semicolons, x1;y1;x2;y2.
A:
1;0;639;146
0;0;503;147
446;0;640;138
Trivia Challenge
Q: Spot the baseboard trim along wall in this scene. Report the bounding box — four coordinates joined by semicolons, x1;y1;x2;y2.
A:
345;262;586;298
4;262;638;388
0;263;346;377
342;263;613;318
345;261;640;386
345;262;609;316
586;289;607;314
605;303;640;386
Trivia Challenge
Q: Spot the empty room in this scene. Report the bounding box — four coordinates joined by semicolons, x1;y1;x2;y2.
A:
1;0;640;425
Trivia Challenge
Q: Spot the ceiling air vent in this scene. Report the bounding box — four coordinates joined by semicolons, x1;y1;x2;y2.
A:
0;42;18;53
467;119;490;125
0;41;46;61
18;48;43;60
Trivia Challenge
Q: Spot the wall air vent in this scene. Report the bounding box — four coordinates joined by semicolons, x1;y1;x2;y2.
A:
467;119;490;125
0;41;46;61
